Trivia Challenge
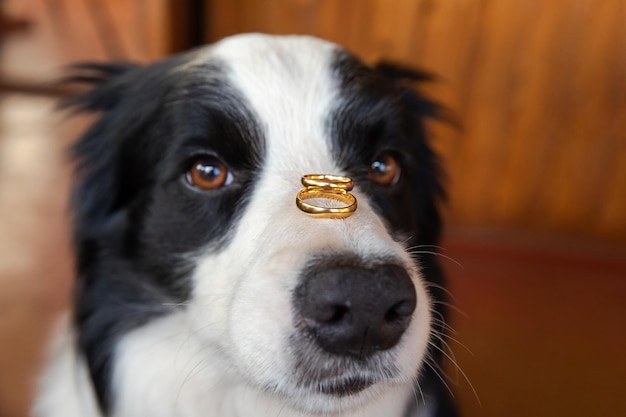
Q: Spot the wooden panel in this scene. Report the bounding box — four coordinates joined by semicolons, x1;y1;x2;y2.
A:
0;0;172;85
442;234;626;417
206;0;626;243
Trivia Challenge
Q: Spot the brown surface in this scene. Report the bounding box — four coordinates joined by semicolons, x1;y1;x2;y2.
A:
207;0;626;243
442;233;626;417
0;96;75;417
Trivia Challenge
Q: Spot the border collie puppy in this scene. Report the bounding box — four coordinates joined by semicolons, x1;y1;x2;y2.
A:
34;34;457;417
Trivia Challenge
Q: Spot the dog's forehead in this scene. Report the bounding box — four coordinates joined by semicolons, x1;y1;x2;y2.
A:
200;34;341;110
197;34;344;175
208;33;339;86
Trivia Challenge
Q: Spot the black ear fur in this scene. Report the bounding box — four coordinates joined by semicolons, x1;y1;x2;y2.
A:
374;61;436;85
375;61;439;116
61;62;141;111
375;61;458;127
61;62;160;245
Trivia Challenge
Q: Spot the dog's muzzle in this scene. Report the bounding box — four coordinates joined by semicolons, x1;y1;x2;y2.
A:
294;260;416;358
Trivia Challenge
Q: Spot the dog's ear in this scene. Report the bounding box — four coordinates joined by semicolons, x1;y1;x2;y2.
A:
373;61;454;123
62;62;154;245
61;62;141;112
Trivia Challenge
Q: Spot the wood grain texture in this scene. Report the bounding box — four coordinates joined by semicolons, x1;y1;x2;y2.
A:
1;0;171;76
206;0;626;243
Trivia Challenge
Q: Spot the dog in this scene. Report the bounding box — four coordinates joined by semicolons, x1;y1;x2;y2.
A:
34;34;458;417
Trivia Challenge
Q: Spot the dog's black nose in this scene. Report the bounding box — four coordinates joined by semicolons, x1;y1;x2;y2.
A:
295;263;416;358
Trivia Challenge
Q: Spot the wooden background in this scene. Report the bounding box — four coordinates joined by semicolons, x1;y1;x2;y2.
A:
207;0;626;244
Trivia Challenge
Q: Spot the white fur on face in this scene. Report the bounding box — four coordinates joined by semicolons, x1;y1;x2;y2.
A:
36;34;434;417
183;34;432;415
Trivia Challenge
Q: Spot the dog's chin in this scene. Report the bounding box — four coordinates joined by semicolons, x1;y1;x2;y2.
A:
243;333;406;413
268;377;387;415
260;360;401;415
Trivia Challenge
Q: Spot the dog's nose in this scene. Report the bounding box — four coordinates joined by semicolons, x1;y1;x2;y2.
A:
295;263;416;358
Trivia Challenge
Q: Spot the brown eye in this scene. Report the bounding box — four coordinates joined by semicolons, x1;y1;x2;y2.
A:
368;153;401;186
186;156;232;190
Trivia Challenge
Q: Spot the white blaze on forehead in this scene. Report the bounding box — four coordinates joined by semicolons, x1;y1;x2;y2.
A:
210;33;343;178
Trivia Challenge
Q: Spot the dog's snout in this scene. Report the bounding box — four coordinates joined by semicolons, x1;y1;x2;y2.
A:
295;263;416;358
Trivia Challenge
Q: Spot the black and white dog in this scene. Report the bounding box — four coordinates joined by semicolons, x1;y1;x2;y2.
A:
35;34;457;417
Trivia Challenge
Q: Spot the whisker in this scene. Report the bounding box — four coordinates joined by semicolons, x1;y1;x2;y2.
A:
425;282;458;302
407;377;426;413
430;317;458;336
432;328;473;355
408;250;464;269
431;300;470;319
406;244;448;252
426;347;459;386
423;358;455;400
428;340;481;405
430;310;458;335
431;330;459;362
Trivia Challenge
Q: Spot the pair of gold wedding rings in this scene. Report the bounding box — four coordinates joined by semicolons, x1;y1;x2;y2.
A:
296;174;357;219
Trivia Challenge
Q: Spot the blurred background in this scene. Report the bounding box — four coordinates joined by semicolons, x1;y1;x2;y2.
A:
0;1;624;416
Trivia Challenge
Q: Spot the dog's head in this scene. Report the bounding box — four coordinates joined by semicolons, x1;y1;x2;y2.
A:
68;34;445;415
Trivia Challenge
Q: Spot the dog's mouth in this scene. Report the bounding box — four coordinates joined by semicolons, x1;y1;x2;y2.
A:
289;331;399;399
316;376;376;396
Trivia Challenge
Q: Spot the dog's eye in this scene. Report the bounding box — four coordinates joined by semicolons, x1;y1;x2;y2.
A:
368;153;401;186
185;156;232;190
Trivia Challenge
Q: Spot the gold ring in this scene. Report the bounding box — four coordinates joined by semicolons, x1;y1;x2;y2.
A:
301;174;354;191
296;188;357;219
